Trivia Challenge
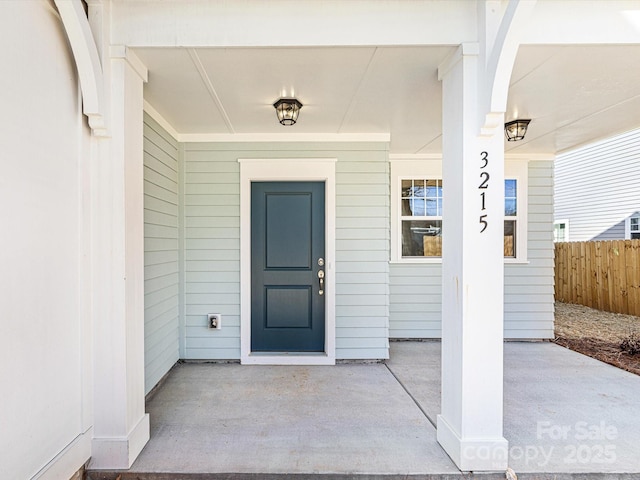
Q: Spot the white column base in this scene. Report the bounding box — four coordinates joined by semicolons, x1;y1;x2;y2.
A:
437;414;509;472
89;414;150;470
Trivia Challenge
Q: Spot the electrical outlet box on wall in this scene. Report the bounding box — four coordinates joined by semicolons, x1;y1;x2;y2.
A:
207;313;222;329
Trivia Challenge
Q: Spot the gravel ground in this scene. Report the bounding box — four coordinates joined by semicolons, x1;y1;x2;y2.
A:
554;301;640;375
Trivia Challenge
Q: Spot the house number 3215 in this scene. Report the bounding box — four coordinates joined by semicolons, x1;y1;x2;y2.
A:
479;151;489;233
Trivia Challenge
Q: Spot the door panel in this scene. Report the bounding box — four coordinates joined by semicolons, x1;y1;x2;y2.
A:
251;182;325;352
265;287;311;328
265;193;311;269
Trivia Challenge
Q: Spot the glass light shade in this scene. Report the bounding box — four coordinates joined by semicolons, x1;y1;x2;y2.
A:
504;119;531;142
274;98;302;126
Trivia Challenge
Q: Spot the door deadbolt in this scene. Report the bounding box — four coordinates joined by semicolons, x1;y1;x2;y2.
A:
318;257;324;267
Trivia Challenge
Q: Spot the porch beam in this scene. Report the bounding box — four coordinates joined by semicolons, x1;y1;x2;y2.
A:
108;0;477;47
106;0;640;48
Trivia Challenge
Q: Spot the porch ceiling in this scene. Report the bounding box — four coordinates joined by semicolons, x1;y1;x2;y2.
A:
135;44;640;154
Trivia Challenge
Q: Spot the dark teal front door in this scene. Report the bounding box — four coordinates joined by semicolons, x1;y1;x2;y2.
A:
251;181;325;352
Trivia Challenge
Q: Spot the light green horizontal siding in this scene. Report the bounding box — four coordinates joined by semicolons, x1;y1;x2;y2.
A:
182;142;390;360
183;148;240;359
505;160;554;338
148;138;553;362
389;160;555;340
335;149;389;359
389;263;441;338
143;113;180;394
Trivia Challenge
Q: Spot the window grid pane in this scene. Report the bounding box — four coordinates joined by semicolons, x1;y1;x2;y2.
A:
402;220;442;257
401;179;442;217
505;179;517;216
504;220;516;257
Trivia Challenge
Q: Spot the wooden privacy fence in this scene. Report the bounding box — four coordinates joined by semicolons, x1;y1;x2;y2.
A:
555;240;640;316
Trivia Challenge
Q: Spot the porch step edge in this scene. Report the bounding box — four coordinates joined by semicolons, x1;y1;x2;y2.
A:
85;471;640;480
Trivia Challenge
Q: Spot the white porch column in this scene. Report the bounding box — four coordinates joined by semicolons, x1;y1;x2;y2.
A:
90;47;149;469
435;2;536;471
436;42;508;472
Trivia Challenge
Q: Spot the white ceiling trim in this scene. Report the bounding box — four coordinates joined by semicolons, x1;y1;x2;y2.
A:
389;153;442;160
506;153;555;161
143;101;180;140
179;133;391;143
110;46;148;82
187;49;234;133
388;153;555;161
143;98;391;144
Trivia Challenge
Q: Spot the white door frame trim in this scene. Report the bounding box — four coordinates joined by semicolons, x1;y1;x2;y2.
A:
238;158;337;365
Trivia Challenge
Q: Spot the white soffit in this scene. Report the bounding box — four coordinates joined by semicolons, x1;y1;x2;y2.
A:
136;46;452;153
506;45;640;154
136;44;640;155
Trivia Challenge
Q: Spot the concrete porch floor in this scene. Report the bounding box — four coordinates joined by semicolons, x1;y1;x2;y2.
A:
88;342;640;479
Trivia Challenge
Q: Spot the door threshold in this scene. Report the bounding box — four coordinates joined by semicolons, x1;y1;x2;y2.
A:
251;351;326;356
242;352;335;365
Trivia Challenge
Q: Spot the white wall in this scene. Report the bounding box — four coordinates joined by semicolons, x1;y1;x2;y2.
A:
0;2;91;478
555;128;640;241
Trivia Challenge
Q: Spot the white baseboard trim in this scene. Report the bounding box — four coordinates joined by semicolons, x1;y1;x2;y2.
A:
33;427;92;480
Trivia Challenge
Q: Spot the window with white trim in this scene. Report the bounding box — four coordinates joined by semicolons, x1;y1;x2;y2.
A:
401;179;443;256
390;157;528;263
630;216;640;240
554;220;568;242
504;179;517;258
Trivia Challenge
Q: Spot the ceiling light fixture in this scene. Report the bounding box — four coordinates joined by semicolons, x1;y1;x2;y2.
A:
504;119;531;142
274;98;302;126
